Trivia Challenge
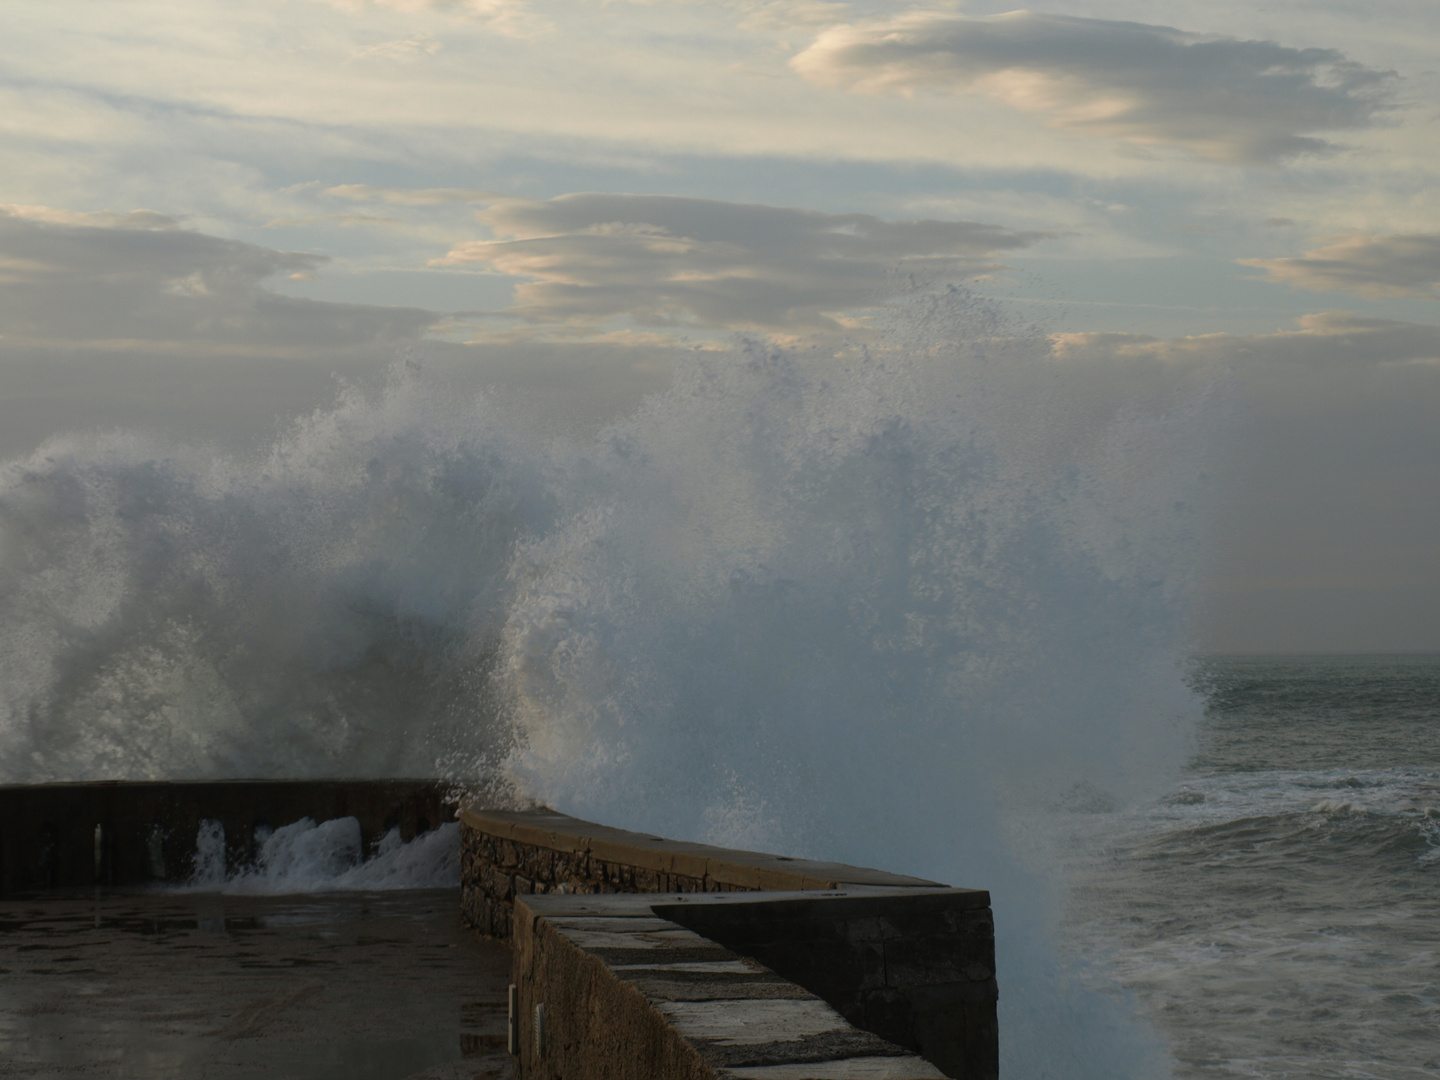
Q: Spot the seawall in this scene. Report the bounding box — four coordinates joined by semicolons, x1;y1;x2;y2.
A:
461;806;999;1080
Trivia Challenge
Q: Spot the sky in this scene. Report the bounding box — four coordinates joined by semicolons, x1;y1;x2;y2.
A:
2;0;1437;653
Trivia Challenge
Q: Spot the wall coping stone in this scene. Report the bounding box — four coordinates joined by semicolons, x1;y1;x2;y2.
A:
460;807;948;892
464;807;998;1078
514;891;951;1079
517;886;991;918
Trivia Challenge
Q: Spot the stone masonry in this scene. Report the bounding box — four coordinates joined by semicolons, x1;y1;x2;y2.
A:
461;816;745;941
511;891;949;1080
460;807;999;1079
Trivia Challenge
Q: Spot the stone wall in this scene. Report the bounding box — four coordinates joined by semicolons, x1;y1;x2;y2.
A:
462;815;737;940
512;891;949;1080
510;896;721;1080
461;806;998;1080
460;806;942;939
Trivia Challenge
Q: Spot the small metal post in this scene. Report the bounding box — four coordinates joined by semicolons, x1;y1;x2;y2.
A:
93;824;104;884
533;1002;546;1059
507;984;518;1055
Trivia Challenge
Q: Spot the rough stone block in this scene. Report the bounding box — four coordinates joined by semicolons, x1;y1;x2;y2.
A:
479;861;514;902
490;901;513;941
497;838;521;870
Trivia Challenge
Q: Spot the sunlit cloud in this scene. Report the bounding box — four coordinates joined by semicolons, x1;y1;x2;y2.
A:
326;185;501;205
0;204;180;231
1239;233;1440;300
1050;311;1440;366
730;0;856;33
313;0;549;37
791;11;1395;164
348;34;444;61
431;192;1047;336
262;213;408;228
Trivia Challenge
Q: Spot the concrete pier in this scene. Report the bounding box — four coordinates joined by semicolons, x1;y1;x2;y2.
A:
0;784;999;1079
0;888;512;1080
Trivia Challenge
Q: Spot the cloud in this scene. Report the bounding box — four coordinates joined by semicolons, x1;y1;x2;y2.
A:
0;204;180;230
730;0;857;33
261;213;408;228
0;207;438;354
326;185;500;205
790;11;1394;164
430;193;1046;336
1239;233;1440;300
312;0;549;37
1049;311;1440;366
348;34;444;61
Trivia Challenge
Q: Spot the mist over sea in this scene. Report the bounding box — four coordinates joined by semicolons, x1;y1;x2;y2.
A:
7;293;1431;1076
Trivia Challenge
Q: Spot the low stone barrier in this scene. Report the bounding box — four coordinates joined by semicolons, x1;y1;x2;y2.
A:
459;807;944;939
514;890;953;1080
461;806;998;1080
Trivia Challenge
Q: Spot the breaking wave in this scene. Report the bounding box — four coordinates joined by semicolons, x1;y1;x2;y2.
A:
182;817;461;894
0;292;1223;1077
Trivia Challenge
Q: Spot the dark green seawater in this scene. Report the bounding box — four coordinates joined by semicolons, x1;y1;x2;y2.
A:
1067;655;1440;1079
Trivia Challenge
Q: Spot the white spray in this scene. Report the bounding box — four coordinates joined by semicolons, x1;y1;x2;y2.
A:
0;293;1220;1077
493;299;1217;1076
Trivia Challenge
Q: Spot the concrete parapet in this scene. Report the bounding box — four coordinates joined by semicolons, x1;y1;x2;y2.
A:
461;807;997;1080
0;780;453;893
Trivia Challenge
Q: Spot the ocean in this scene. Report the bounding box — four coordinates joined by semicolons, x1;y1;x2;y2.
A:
1066;654;1440;1079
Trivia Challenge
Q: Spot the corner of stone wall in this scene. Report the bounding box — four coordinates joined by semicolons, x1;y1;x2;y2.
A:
460;809;718;941
510;896;719;1080
460;806;998;1080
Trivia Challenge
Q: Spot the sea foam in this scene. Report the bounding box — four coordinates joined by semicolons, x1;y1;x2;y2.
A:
178;818;461;894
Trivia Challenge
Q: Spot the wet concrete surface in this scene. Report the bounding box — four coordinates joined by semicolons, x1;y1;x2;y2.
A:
0;888;513;1080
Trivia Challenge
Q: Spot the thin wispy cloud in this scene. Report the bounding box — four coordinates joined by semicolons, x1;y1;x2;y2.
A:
731;0;856;33
262;213;407;228
791;11;1395;164
1050;311;1440;366
0;205;180;231
431;193;1047;336
1240;234;1440;300
326;185;500;205
314;0;549;37
0;208;436;354
348;34;444;62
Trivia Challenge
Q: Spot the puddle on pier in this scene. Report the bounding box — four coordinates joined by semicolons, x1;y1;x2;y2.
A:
0;888;511;1080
